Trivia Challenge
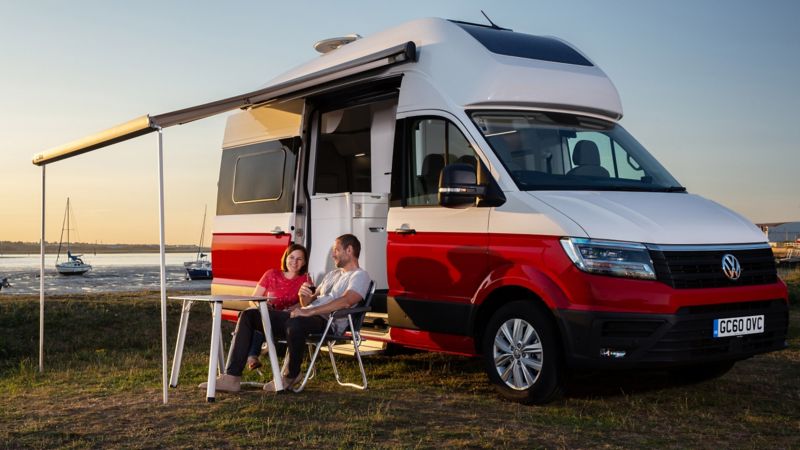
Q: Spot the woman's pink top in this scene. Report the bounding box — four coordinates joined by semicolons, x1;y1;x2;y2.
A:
257;269;312;311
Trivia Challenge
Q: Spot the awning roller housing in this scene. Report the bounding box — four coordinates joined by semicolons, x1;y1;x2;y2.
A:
32;116;154;166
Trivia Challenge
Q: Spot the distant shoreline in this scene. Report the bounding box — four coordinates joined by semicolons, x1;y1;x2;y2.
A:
0;241;209;255
0;249;206;255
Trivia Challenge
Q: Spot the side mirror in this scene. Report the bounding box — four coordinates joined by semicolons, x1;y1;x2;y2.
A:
438;164;486;209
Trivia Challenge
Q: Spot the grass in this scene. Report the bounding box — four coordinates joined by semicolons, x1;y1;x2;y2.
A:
784;271;800;306
1;287;799;449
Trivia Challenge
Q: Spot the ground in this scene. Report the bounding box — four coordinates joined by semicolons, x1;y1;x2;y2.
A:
1;280;798;449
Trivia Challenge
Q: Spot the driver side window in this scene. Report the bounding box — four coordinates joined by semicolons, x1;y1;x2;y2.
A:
404;118;478;206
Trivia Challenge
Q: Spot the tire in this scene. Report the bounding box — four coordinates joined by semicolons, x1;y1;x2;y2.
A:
482;301;570;405
668;360;736;382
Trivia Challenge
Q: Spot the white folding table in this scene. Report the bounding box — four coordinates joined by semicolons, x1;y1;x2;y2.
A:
167;294;284;402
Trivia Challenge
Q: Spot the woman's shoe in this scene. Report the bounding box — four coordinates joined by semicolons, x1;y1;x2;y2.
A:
246;356;262;371
263;372;303;392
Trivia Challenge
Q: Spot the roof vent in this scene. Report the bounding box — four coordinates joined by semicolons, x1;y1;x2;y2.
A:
314;34;362;54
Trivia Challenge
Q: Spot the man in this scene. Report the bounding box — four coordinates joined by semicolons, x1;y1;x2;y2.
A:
200;234;371;393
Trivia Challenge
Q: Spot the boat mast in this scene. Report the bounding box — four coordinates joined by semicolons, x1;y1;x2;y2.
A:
197;205;207;262
56;198;69;264
66;198;70;256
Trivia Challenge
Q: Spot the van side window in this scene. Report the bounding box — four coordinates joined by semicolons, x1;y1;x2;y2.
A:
216;138;298;216
404;118;478;206
233;149;285;203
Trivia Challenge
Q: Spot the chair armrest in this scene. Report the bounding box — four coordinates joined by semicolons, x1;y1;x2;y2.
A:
331;306;371;318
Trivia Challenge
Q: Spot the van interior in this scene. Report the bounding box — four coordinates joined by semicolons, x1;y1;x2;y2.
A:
307;98;397;293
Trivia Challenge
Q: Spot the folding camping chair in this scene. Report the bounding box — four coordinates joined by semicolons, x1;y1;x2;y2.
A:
290;281;376;392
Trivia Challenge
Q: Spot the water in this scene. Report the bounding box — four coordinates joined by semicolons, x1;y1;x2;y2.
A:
0;253;212;295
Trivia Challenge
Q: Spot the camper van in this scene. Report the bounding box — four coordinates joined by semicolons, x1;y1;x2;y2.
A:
209;18;789;404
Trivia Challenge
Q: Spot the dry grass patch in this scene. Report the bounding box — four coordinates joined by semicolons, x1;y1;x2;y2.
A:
1;290;798;449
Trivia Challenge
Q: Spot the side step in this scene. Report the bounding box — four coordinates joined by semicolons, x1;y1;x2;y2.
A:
319;313;390;356
320;338;387;356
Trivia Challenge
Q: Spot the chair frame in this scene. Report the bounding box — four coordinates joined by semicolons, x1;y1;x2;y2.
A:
291;281;376;392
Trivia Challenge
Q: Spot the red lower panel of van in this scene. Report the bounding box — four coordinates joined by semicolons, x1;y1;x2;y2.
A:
389;328;477;356
211;233;290;282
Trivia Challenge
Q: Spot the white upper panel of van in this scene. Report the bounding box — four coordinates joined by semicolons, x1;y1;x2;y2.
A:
259;18;623;122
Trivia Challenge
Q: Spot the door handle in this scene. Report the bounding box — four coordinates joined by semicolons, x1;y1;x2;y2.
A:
269;230;286;236
369;227;386;233
395;228;416;235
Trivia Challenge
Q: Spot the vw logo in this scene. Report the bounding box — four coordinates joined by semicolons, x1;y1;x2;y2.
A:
721;254;741;280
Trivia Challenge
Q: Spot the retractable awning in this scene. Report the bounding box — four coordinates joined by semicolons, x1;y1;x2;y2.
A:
32;40;415;405
32;41;415;166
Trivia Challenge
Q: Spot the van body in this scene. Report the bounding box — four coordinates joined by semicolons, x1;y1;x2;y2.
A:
210;18;789;403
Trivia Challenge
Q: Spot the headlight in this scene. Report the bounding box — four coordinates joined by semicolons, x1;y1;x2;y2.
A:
560;238;656;280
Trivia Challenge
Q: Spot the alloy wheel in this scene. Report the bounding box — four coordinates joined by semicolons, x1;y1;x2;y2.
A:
492;318;543;390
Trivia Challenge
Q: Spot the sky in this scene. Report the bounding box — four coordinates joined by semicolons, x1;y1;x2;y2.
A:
1;0;799;245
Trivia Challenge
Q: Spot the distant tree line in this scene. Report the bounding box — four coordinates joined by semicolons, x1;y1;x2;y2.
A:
0;241;210;254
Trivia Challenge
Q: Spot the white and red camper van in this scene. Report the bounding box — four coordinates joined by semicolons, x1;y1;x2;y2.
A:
209;18;789;404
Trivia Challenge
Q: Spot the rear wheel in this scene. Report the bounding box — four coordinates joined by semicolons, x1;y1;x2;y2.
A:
482;301;570;404
668;360;736;381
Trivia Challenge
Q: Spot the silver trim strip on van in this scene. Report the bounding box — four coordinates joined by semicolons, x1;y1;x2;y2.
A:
646;243;772;252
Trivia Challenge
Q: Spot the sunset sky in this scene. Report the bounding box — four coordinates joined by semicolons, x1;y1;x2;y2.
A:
2;0;798;245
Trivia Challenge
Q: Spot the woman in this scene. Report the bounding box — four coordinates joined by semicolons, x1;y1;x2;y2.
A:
246;243;313;371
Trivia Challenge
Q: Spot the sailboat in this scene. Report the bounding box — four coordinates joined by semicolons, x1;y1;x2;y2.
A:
185;206;212;280
56;198;92;275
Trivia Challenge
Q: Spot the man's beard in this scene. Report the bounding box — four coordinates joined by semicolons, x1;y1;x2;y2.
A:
334;255;349;268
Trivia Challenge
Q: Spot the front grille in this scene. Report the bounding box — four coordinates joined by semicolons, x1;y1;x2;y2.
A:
648;245;778;289
676;299;779;315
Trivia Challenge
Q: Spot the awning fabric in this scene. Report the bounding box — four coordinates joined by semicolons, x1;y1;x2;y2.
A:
32;41;415;166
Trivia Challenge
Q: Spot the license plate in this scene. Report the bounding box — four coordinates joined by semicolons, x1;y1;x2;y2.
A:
713;315;764;338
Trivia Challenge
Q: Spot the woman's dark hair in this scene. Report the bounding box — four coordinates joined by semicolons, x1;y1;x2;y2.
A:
281;244;309;275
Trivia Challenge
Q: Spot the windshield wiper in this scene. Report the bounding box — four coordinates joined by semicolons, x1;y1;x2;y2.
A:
656;186;687;192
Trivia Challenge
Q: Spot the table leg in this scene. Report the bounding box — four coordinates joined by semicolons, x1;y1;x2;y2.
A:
169;300;193;388
217;326;226;375
257;303;284;392
206;302;223;402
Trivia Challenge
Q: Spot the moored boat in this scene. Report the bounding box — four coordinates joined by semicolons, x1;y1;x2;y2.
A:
185;206;212;280
55;198;92;276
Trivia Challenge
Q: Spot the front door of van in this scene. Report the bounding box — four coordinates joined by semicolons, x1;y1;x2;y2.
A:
386;114;489;344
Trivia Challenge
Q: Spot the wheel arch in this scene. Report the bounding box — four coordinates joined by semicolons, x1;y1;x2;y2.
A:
468;264;572;355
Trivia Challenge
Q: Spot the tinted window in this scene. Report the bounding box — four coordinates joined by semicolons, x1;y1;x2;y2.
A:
405;118;478;206
233;150;285;203
217;138;298;216
455;23;593;67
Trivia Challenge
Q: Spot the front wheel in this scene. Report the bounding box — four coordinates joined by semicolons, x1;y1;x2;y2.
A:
482;301;570;404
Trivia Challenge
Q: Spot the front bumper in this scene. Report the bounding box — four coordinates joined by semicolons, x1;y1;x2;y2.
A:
556;299;789;370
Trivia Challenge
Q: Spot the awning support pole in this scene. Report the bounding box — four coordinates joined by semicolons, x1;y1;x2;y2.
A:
156;127;168;405
39;164;45;373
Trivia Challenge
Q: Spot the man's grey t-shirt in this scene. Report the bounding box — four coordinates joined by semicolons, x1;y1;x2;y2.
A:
306;267;371;334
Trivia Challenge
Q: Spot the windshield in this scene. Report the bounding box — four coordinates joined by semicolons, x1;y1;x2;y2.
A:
470;111;683;192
